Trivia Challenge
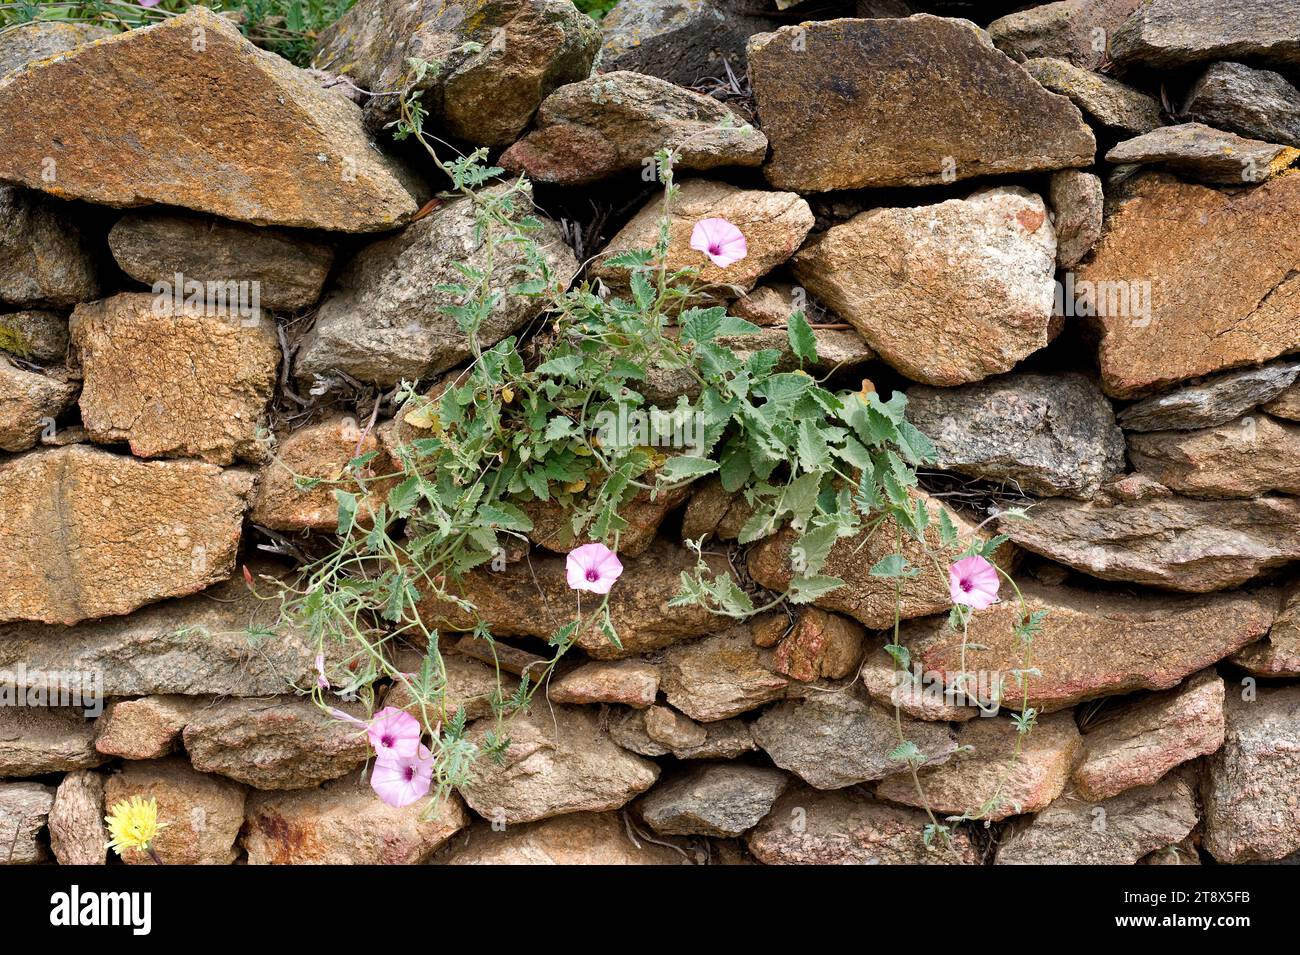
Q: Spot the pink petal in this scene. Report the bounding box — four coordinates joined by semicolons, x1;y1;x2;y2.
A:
566;542;623;594
367;706;422;759
948;556;1000;610
689;218;747;269
370;747;433;808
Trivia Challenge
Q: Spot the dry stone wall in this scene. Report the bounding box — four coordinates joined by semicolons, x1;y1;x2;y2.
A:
1;0;1299;866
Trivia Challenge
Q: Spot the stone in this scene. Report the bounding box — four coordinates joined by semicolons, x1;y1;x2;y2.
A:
751;685;957;789
748;784;978;864
48;770;106;866
591;179;812;301
1230;586;1300;677
609;707;756;760
859;645;981;723
244;776;468;864
1083;173;1300;398
643;704;707;750
1141;836;1202;865
792;187;1056;386
0;782;54;865
71;293;279;465
550;660;659;708
731;283;801;326
1202;684;1300;862
0;358;76;452
183;698;370;790
0;21;113;77
0;445;251;625
1024;57;1163;134
770;608;866;683
1119;360;1300;431
0;309;68;362
988;0;1141;70
904;581;1275;711
1184;61;1300;148
296;185;575;387
94;696;205;761
252;416;396;532
1266;382;1300;421
384;648;508;723
749;16;1095;193
997;771;1199;864
906;372;1124;499
500;71;766;186
461;703;659;824
876;712;1082;821
420;540;731;659
638;763;788;837
0;186;101;307
749;489;1015;629
1106;122;1299;185
655;623;790;722
1050;170;1105;268
107;211;335;312
1110;0;1300;69
0;9;416;232
1130;414;1300;497
103;758;246;865
0;564;335;697
314;0;600;148
439;811;686;864
1001;493;1300;591
599;0;776;88
0;707;101;777
1074;670;1224;801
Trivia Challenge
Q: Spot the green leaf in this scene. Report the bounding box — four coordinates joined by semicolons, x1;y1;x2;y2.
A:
869;554;919;578
536;354;582;377
787;574;844;603
658;455;719;483
786;309;818;364
386;475;421;516
543;416;577;441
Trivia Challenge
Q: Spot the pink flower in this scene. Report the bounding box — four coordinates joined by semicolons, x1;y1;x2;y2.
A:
367;706;422;760
326;707;366;726
690;218;747;268
565;542;624;594
371;746;434;808
137;0;162;6
948;556;1000;610
314;652;330;690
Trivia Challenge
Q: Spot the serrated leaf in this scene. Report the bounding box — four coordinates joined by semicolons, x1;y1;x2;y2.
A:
786;309;818;364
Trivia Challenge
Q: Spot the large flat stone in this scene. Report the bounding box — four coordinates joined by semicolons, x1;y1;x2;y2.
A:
1106;122;1299;185
1118;359;1300;431
1185;60;1300;148
1110;0;1300;69
1129;414;1300;497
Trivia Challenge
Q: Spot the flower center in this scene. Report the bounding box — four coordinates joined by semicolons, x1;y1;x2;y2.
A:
402;765;415;781
380;734;394;748
960;579;974;593
708;242;722;255
585;568;600;582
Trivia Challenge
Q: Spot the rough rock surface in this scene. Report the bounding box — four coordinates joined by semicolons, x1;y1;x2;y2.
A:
1202;684;1300;863
1049;170;1105;268
182;698;369;790
107;211;334;312
0;186;101;307
1073;670;1225;801
296;185;575;387
1001;493;1300;591
906;372;1123;498
1083;172;1300;398
500;71;766;185
439;811;687;864
997;772;1199;864
48;770;106;866
1230;586;1300;677
1119;360;1300;431
1130;414;1300;497
1110;0;1300;69
71;293;279;464
654;623;790;722
767;608;866;683
904;581;1275;711
875;713;1082;821
1184;61;1300;148
0;782;54;865
0;445;251;625
751;685;957;789
102;758;246;865
643;705;706;750
1106;122;1299;185
314;0;600;147
94;696;205;761
609;708;756;761
0;358;76;452
792;187;1056;386
1024;57;1163;134
987;0;1141;70
591;179;812;300
0;309;69;362
638;763;788;837
384;649;507;723
549;660;659;708
749;16;1094;193
748;785;978;864
859;646;982;723
0;9;416;231
1266;382;1300;421
244;777;468;864
461;703;659;824
0;707;101;777
0;21;113;77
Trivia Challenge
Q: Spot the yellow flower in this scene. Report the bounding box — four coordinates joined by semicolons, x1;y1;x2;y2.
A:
105;796;166;857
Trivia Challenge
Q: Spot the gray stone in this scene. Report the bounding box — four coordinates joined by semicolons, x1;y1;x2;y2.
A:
1106;122;1299;185
654;623;791;722
1119;360;1300;431
1265;382;1300;421
1130;414;1300;498
0;782;54;865
988;0;1141;70
906;372;1124;498
0;708;102;777
0;21;113;78
48;770;106;865
0;186;101;307
1050;169;1105;267
608;708;757;760
0;357;76;452
1025;57;1164;134
0;309;68;362
1230;585;1300;677
1184;61;1300;148
1110;0;1300;69
296;184;575;387
638;763;788;837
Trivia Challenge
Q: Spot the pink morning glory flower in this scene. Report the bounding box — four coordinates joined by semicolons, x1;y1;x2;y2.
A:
371;745;434;808
367;706;422;760
314;652;330;690
690;217;747;268
137;0;162;7
565;542;624;595
948;555;1000;610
